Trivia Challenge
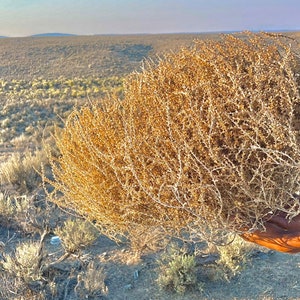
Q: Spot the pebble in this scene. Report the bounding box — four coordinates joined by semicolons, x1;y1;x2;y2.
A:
133;270;139;280
50;236;61;245
124;283;133;291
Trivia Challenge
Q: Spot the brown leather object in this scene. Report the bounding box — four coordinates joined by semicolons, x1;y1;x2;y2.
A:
241;213;300;253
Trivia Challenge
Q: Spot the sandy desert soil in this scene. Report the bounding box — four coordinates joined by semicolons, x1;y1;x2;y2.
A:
1;216;300;300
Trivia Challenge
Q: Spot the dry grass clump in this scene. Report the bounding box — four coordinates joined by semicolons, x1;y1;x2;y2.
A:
46;33;300;243
75;261;108;299
0;272;47;300
0;213;103;299
0;191;63;234
2;240;45;284
0;192;16;222
0;149;47;192
0;193;31;228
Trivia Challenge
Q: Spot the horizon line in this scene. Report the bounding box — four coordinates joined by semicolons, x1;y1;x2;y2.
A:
1;28;300;38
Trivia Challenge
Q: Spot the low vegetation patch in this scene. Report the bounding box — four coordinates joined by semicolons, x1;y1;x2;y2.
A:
0;150;47;192
0;76;123;101
212;235;252;281
157;252;199;294
54;219;99;254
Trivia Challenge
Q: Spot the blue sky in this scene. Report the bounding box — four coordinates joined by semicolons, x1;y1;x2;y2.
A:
0;0;299;37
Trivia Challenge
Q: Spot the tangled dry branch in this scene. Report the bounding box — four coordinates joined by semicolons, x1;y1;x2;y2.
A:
45;32;300;244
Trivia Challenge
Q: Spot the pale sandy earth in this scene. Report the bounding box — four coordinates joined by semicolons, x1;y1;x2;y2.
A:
1;214;300;300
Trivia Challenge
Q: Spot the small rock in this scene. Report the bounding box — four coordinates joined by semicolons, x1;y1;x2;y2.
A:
133;270;139;280
100;251;109;259
124;283;133;291
50;236;61;245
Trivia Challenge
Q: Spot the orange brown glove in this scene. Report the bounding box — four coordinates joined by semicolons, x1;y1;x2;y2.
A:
241;213;300;253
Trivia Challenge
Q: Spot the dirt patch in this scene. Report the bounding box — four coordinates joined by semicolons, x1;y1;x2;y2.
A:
1;218;300;300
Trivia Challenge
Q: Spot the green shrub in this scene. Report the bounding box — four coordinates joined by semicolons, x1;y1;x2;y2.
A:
157;252;198;294
214;234;252;281
54;219;99;253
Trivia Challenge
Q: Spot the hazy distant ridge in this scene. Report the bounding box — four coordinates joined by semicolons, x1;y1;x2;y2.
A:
30;33;77;37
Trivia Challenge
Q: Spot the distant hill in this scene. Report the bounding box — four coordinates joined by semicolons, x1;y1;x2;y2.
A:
0;36;8;38
30;33;77;37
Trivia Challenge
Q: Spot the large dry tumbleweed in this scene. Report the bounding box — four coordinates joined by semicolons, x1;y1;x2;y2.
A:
46;33;300;244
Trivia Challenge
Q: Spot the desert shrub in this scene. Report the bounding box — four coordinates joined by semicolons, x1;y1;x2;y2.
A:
157;251;198;294
0;192;16;222
54;219;99;253
0;149;47;192
46;33;300;242
0;272;47;300
2;241;45;284
0;193;34;230
214;234;252;281
46;99;131;241
0;193;32;224
0;76;123;101
74;261;108;299
0;192;61;234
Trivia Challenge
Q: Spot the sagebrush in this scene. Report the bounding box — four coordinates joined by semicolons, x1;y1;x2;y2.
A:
0;150;47;192
54;219;99;253
157;252;198;294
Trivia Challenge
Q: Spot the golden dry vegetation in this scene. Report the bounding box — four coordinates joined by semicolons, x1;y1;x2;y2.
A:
47;33;300;245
